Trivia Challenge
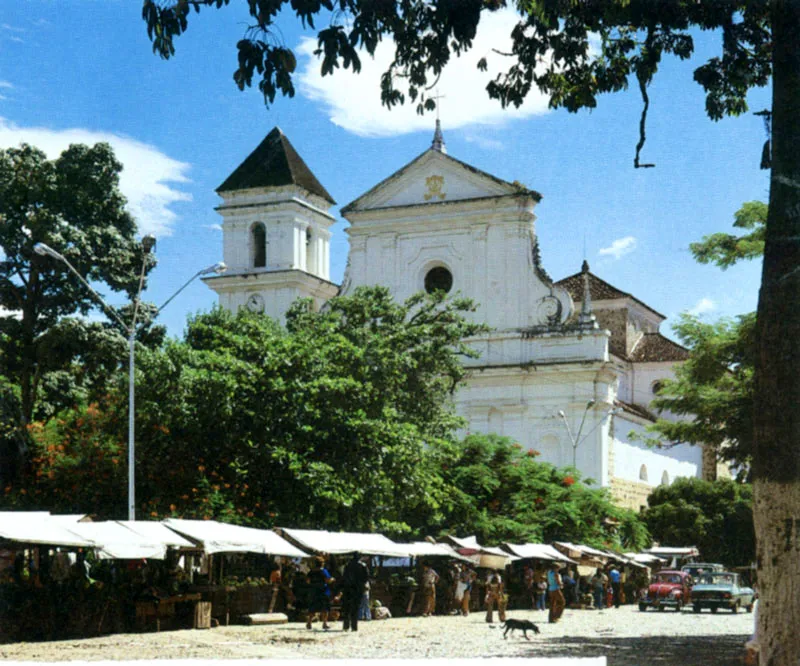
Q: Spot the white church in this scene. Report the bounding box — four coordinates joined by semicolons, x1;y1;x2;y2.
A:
204;124;716;511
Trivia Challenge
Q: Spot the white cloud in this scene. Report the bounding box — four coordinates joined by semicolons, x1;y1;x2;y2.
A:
203;224;223;232
688;298;716;316
296;8;551;137
0;118;191;237
0;81;12;89
463;133;504;151
598;236;637;260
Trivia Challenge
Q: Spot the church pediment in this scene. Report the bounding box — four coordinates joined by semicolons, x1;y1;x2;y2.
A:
341;149;541;215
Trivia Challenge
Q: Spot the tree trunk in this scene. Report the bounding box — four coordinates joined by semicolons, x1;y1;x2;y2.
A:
753;3;800;664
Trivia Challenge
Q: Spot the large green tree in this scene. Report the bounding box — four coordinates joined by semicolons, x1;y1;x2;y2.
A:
646;202;764;475
12;287;485;533
0;143;156;480
141;4;798;659
644;477;755;568
436;433;649;551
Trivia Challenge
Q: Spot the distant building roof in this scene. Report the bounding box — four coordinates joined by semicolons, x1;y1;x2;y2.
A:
629;332;690;363
217;127;335;204
555;269;665;320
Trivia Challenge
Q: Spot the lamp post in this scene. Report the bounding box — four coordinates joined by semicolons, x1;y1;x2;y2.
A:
559;399;596;469
558;402;624;469
33;240;226;520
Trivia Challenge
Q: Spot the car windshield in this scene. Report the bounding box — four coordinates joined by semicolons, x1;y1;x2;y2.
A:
655;574;682;584
698;573;734;585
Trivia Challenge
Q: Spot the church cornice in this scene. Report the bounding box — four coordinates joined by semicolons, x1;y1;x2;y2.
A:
216;196;336;223
343;192;537;223
202;268;339;290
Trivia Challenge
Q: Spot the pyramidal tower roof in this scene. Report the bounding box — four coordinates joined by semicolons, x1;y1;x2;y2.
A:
216;127;335;204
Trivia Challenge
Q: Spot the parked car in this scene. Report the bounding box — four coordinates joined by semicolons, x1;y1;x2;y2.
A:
690;571;755;614
639;570;692;612
681;562;724;579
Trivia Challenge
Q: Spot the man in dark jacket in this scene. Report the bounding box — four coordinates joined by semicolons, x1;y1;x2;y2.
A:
341;552;369;632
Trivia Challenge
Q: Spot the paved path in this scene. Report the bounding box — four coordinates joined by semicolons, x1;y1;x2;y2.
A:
0;605;753;664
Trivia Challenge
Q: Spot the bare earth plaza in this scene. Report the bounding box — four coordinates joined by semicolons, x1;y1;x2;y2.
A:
1;1;797;664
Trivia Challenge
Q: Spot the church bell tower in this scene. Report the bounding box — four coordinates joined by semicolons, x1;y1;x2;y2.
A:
203;127;339;323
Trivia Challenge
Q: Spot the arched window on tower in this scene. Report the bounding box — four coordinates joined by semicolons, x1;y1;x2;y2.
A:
251;223;267;268
639;464;648;482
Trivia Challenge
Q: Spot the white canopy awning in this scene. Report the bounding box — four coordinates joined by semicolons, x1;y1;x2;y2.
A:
625;552;667;565
68;521;167;560
277;528;410;557
555;542;610;560
645;546;700;557
502;543;578;565
401;542;473;562
0;512;95;548
164;519;307;557
119;521;197;550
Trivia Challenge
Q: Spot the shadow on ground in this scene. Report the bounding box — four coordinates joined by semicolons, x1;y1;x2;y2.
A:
510;633;750;666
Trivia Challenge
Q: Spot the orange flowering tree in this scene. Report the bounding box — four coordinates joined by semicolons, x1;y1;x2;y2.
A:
4;402;128;516
434;433;648;550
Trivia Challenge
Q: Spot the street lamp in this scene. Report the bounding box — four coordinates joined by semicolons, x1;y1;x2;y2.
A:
558;402;623;469
33;240;226;520
559;399;595;469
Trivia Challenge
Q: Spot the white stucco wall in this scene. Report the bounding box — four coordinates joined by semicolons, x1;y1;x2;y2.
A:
612;417;702;487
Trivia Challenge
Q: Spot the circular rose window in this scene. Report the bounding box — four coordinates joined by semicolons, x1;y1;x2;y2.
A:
424;266;453;294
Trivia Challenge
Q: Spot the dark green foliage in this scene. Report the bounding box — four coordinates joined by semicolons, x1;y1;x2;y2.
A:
9;287;486;530
435;433;649;551
0;143;160;480
690;201;766;269
646;202;762;474
141;1;770;126
644;477;754;567
647;313;755;475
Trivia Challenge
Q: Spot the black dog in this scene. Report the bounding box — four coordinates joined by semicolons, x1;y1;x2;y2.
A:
502;618;541;640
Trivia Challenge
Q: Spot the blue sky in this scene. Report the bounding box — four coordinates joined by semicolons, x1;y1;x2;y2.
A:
1;3;767;339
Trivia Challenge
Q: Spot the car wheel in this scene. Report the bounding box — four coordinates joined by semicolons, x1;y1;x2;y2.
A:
658;605;666;612
639;604;647;612
711;606;718;614
693;605;701;614
732;602;739;614
746;603;754;613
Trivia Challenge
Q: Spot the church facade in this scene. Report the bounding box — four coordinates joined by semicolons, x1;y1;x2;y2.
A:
205;125;712;511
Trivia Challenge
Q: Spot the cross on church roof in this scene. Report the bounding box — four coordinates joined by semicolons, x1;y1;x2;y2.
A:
431;89;447;154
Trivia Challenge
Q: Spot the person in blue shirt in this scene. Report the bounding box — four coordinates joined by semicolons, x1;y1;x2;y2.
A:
608;564;621;609
546;562;565;623
306;556;334;630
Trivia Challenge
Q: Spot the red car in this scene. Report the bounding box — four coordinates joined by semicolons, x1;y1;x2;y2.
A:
639;570;692;612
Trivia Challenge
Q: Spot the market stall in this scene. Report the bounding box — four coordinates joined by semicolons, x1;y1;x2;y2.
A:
275;528;413;618
162;519;309;624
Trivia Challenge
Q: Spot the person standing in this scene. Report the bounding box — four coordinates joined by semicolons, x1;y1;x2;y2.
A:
608;564;621;609
523;564;536;609
560;567;576;609
547;562;565;624
591;568;606;610
420;563;440;617
484;571;506;623
306;556;334;630
458;565;476;616
341;552;369;632
535;576;547;611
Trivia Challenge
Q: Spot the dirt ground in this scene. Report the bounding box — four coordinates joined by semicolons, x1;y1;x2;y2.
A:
0;605;753;665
